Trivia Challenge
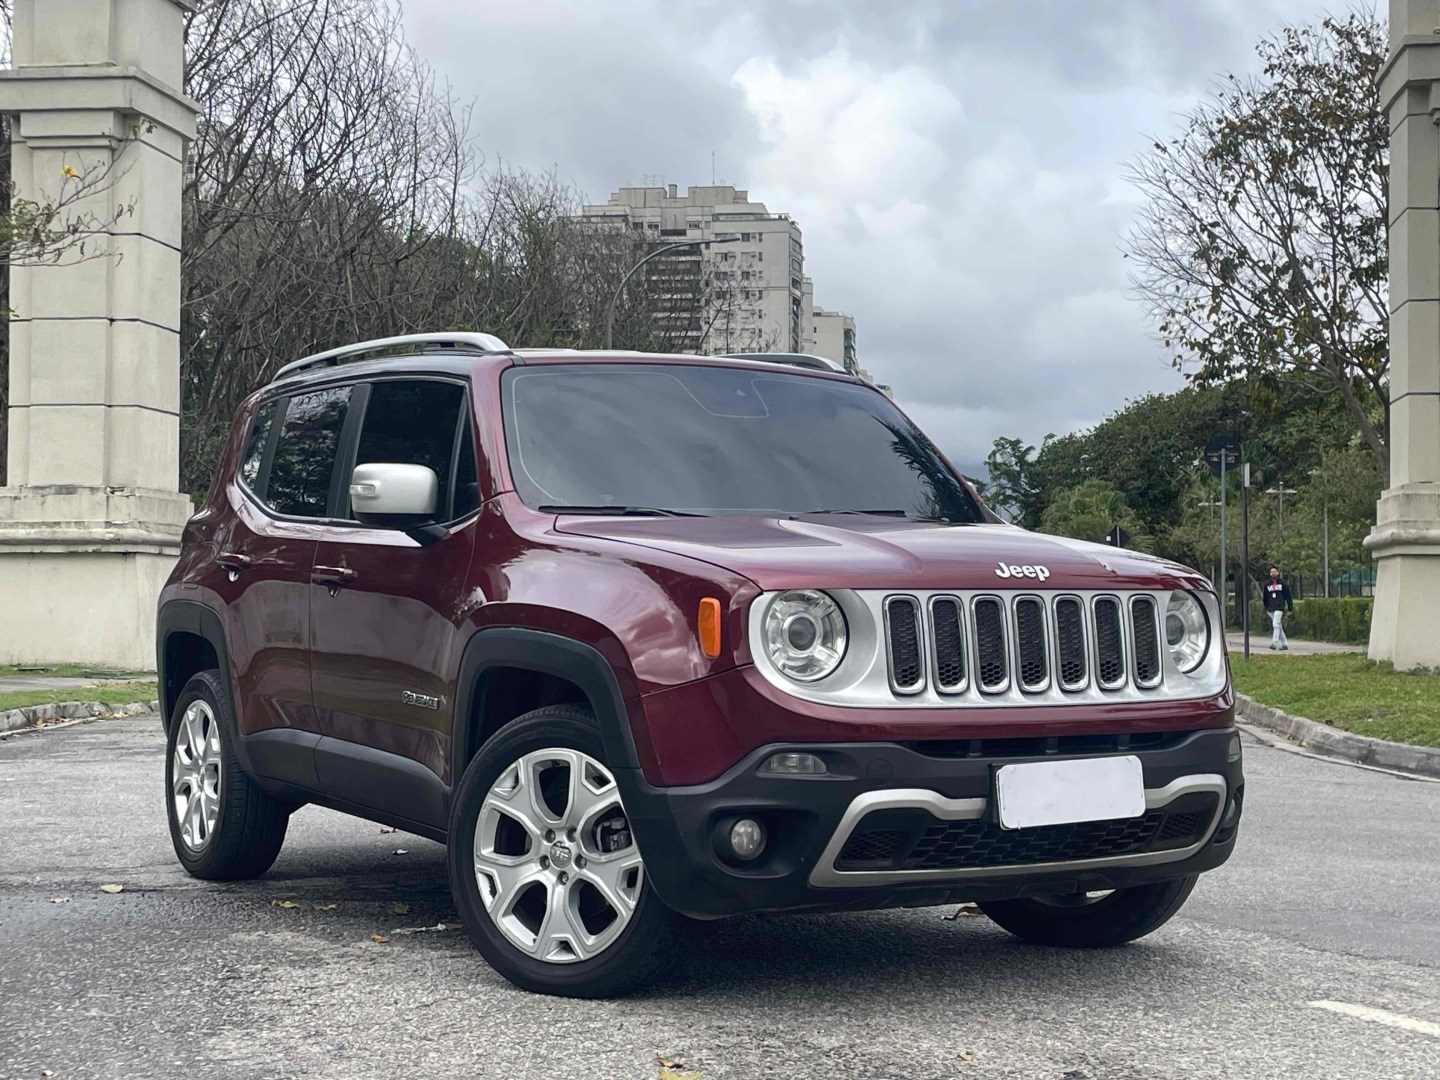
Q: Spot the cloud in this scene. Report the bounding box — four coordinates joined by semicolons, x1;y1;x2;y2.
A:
404;0;1342;471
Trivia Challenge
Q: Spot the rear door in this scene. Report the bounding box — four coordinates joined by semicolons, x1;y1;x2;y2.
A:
306;377;479;825
217;384;355;786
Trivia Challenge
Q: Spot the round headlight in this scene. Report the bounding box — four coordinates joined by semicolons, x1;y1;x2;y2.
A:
762;590;848;682
1165;590;1210;673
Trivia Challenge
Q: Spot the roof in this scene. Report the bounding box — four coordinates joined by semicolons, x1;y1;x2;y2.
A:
269;334;859;387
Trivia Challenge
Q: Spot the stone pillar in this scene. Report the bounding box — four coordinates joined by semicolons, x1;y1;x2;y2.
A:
0;0;197;668
1369;1;1440;670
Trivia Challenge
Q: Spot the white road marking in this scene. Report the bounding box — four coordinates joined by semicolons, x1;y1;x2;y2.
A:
1309;1000;1440;1037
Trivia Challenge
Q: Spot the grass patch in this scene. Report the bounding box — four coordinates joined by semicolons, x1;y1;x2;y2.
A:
0;680;157;713
0;663;154;680
1231;653;1440;748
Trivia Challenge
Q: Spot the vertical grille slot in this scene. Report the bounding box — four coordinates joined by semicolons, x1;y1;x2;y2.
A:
928;597;967;694
1013;597;1049;691
884;596;925;694
972;597;1009;693
1054;596;1088;690
1093;597;1126;689
1131;596;1162;687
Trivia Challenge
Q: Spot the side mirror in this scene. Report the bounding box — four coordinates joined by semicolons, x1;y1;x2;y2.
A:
349;463;441;540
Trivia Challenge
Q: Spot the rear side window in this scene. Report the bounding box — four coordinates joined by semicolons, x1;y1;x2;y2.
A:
267;386;352;518
238;402;275;491
351;380;473;520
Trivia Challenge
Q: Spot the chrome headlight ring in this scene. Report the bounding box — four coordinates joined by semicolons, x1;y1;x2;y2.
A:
761;590;848;682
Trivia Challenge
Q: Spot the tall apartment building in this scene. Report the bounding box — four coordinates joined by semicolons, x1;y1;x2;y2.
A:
580;184;807;354
810;307;859;375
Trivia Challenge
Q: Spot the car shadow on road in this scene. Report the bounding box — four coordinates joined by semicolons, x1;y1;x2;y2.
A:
245;838;1196;1000
652;906;1196;1002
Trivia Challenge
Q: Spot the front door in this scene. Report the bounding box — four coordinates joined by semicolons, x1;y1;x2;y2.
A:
307;378;480;828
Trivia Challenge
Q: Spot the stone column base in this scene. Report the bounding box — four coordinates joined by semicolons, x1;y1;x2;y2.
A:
0;485;192;668
1365;483;1440;670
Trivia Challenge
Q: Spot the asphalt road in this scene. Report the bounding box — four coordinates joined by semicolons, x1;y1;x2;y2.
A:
1;717;1437;1080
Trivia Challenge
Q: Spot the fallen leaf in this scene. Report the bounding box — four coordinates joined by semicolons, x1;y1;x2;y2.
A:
42;1070;56;1077
379;826;396;834
388;902;410;915
271;899;300;909
50;897;70;905
99;883;124;894
393;849;408;855
370;933;390;944
313;903;338;911
959;1051;974;1062
442;921;462;930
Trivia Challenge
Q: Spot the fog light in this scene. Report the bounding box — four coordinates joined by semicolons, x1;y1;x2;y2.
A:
728;818;766;861
759;751;827;776
1226;732;1243;763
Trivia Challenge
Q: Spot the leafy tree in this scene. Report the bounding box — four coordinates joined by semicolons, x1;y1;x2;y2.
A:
1126;13;1389;479
1039;479;1152;551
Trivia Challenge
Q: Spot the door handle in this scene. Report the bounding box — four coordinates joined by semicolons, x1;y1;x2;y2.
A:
311;565;358;593
218;552;253;581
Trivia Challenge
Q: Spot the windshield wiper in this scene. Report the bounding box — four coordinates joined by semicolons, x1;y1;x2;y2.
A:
539;504;708;517
801;508;911;517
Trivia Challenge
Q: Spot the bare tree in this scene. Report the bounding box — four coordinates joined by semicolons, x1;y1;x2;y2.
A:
1126;13;1388;479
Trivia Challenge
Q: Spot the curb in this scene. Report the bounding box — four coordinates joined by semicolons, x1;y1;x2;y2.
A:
1235;693;1440;779
0;699;159;735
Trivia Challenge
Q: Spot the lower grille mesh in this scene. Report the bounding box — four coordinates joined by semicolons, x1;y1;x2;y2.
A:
836;792;1218;872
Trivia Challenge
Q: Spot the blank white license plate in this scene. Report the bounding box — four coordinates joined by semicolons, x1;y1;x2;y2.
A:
995;756;1145;830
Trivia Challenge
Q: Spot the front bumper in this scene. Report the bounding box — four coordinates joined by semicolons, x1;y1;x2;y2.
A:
623;727;1244;918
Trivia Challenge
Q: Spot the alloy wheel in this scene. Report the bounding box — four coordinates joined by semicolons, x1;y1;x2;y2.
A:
473;747;644;964
172;699;223;851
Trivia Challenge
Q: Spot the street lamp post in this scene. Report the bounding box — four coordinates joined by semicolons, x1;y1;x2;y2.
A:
1310;467;1329;598
1264;484;1299;533
603;236;740;350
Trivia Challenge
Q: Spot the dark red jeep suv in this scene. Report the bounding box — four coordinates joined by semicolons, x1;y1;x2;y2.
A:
157;333;1243;997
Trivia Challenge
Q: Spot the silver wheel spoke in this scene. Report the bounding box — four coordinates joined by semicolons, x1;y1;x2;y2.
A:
172;699;222;854
472;744;645;965
579;848;644;917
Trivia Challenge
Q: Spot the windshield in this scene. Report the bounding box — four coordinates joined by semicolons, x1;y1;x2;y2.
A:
501;364;986;522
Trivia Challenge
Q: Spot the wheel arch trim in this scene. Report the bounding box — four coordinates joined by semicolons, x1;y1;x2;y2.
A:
450;628;642;792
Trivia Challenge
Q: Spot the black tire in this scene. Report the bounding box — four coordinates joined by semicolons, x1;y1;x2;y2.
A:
978;875;1199;948
165;670;289;880
448;703;687;998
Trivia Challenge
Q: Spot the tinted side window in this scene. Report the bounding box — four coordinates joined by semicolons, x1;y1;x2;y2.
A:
453;417;480;518
268;386;352;518
352;380;467;517
239;402;276;491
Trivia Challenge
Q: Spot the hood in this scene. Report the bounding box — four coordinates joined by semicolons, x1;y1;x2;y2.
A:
553;515;1210;592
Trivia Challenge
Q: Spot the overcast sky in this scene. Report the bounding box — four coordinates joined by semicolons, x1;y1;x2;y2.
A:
405;0;1344;474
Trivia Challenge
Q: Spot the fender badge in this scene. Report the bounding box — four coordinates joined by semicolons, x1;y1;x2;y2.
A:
402;690;441;710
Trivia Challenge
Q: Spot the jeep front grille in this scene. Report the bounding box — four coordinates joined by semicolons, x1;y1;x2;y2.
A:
881;591;1173;702
884;596;924;694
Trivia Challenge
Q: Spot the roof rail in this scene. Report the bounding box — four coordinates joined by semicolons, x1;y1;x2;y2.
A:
719;351;844;373
272;332;511;382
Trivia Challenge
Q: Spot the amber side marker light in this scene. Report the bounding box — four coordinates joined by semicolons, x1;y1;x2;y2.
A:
698;598;722;658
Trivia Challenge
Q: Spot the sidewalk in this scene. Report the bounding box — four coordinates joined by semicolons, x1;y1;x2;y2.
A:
1225;632;1359;656
0;674;154;693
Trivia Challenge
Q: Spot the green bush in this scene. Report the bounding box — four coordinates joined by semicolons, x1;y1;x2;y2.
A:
1245;596;1372;645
